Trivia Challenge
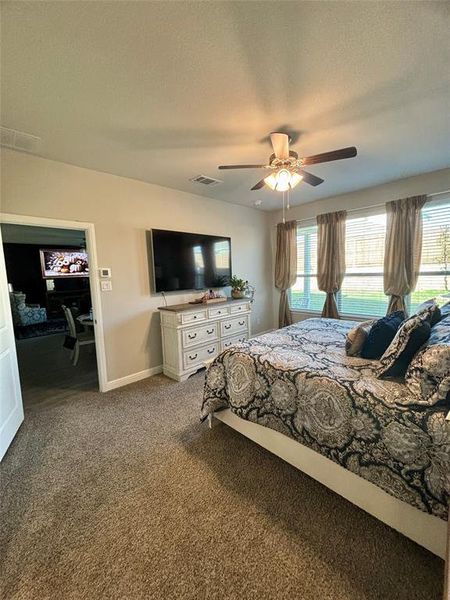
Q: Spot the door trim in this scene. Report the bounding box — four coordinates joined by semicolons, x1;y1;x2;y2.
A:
0;213;108;392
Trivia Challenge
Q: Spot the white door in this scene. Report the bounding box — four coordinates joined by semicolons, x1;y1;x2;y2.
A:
0;230;24;460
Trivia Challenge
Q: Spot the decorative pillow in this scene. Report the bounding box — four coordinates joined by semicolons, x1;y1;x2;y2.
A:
441;302;450;319
416;303;441;327
429;314;450;345
360;311;405;359
376;312;431;379
345;320;375;356
405;344;450;406
416;304;441;327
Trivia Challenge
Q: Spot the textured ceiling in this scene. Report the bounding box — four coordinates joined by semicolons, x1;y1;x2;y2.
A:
1;1;449;210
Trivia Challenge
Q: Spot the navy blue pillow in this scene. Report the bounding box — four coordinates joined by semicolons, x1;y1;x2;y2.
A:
361;310;405;359
380;320;431;378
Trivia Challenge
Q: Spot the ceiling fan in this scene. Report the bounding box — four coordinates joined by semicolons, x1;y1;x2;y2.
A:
218;133;357;192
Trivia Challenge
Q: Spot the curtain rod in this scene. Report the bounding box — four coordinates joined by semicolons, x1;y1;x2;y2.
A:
290;188;450;224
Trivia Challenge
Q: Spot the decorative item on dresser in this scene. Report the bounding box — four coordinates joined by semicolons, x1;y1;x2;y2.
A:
158;298;251;381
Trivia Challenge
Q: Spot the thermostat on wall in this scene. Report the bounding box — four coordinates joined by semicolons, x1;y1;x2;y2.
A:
99;268;111;278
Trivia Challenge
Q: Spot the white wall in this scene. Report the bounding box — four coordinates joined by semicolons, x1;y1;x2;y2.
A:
1;149;274;384
269;168;450;324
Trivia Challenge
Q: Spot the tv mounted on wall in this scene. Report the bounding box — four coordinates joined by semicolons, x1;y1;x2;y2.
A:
39;249;89;279
150;229;231;293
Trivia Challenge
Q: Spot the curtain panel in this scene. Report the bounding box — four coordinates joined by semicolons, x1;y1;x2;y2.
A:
317;210;347;319
275;220;297;328
383;195;427;315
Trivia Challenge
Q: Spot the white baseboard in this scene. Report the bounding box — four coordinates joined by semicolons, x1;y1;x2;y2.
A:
103;365;163;392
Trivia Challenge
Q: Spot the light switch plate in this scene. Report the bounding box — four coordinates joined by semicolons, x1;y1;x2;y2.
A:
101;280;112;292
99;267;111;278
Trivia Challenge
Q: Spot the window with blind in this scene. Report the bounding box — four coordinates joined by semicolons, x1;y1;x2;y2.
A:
340;212;387;316
290;212;387;316
291;199;450;317
410;200;450;312
290;224;325;311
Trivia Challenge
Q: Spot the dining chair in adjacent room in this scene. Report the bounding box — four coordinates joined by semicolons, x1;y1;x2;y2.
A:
62;305;95;366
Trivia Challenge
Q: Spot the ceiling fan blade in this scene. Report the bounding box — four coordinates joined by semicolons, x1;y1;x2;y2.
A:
218;164;266;170
251;178;267;191
301;146;357;166
299;170;324;187
270;132;290;160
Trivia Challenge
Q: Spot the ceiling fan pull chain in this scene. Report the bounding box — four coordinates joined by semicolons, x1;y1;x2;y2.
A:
282;191;286;223
287;189;290;211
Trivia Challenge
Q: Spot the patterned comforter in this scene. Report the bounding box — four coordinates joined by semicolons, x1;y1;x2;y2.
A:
201;318;449;519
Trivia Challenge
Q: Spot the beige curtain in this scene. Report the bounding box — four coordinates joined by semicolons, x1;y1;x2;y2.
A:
384;195;427;314
317;210;347;319
275;220;297;328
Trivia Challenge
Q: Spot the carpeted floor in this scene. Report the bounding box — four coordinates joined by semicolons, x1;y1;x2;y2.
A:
0;373;444;600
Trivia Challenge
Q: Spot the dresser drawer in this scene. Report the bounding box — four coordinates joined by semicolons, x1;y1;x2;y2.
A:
208;305;229;318
182;323;218;348
220;334;248;351
230;303;250;315
181;309;207;324
183;343;218;370
220;316;248;337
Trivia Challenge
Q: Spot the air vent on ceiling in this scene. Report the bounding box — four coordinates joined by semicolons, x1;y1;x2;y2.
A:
189;175;223;186
0;126;41;153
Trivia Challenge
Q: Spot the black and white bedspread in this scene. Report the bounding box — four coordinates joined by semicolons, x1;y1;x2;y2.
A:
201;318;449;519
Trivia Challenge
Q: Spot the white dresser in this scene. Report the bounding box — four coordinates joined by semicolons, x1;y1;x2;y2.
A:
158;299;251;381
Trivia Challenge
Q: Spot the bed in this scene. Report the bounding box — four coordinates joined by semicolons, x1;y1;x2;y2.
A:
201;318;449;558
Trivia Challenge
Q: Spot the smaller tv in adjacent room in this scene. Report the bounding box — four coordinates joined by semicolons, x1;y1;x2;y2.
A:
150;229;232;292
39;249;89;279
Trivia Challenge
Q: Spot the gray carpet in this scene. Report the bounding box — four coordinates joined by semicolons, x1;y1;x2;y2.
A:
0;373;443;599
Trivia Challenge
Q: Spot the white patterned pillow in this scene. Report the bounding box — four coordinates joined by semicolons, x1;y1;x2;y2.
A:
405;344;450;406
376;311;431;378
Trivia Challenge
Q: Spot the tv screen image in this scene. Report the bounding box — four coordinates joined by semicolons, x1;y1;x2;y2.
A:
151;229;231;292
40;249;89;278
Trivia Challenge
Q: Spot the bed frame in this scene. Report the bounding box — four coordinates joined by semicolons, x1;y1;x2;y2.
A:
209;409;447;559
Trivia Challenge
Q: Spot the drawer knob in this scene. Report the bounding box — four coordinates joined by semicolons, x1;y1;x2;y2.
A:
238;321;245;326
188;333;197;339
207;348;215;354
189;353;198;360
193;315;197;319
207;329;214;334
224;324;231;330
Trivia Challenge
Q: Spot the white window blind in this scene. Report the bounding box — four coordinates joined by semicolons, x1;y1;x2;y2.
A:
290;224;325;311
410;200;450;312
291;212;387;316
340;212;387;317
291;200;450;317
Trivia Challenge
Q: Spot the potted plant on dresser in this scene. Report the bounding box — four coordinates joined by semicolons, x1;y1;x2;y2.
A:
230;276;247;299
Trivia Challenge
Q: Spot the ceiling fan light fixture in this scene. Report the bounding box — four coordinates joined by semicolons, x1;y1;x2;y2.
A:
264;169;303;192
276;169;291;192
289;172;303;189
263;173;277;191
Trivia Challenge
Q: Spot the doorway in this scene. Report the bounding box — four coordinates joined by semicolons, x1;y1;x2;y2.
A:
0;214;107;457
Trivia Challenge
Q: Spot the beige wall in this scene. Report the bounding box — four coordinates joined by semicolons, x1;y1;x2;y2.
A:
1;149;274;383
269;168;450;324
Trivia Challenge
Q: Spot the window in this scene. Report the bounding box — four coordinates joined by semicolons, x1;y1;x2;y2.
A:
290;224;325;311
291;200;450;317
340;212;387;317
410;200;450;312
291;212;388;317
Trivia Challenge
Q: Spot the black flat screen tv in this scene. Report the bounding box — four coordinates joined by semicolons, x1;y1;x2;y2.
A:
150;229;231;292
